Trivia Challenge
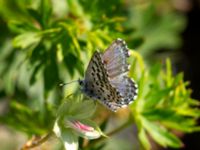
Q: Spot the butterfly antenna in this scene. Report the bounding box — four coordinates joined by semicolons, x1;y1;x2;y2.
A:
59;79;80;87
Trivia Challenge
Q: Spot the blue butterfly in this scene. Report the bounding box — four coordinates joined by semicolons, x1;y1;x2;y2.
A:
79;38;138;112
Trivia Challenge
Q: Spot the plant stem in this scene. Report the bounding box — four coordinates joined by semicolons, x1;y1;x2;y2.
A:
21;131;53;150
85;120;132;148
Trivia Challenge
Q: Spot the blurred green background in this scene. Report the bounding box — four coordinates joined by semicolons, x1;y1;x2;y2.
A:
0;0;200;150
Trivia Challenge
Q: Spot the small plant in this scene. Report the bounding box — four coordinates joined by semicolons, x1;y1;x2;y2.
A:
0;0;199;150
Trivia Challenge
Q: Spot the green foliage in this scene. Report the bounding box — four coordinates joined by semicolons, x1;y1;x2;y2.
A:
53;94;102;150
129;2;186;56
0;0;199;150
130;55;200;149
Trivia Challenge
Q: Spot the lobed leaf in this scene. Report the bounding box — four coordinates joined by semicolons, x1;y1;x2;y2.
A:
142;117;183;148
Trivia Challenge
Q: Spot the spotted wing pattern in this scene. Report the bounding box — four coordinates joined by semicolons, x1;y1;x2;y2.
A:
81;52;123;111
103;38;138;106
80;38;138;112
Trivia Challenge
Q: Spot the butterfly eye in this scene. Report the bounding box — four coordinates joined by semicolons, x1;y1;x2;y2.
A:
79;80;84;86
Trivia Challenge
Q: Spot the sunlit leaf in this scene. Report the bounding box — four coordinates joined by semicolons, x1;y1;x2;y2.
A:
138;128;151;150
142;118;183;148
13;32;41;49
143;88;172;109
57;97;96;120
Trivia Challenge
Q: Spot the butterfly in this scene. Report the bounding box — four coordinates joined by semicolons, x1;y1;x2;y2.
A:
79;38;138;112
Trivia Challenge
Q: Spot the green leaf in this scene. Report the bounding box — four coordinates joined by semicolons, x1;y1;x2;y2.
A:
13;32;41;49
162;118;198;133
63;53;78;77
27;8;43;27
130;36;144;49
142;118;183;148
143;109;198;132
70;100;96;120
138;128;151;150
166;58;173;87
137;71;146;99
2;100;47;135
67;0;84;17
40;0;52;28
149;63;162;81
173;73;184;86
30;63;43;85
143;88;172;109
30;42;46;64
10;101;33;115
57;97;96;120
8;20;38;33
131;4;186;56
43;53;59;92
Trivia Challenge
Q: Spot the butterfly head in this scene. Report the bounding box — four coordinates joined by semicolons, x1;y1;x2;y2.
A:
78;79;88;93
78;79;84;86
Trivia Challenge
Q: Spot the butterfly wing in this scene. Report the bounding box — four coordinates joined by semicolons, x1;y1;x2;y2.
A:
103;38;130;78
102;38;138;106
81;38;138;112
82;51;124;111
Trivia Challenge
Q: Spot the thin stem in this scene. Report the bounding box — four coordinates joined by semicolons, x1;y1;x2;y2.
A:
85;119;132;148
107;120;131;136
21;131;53;150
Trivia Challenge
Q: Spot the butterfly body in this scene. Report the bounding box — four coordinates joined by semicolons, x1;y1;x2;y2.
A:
80;38;138;112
